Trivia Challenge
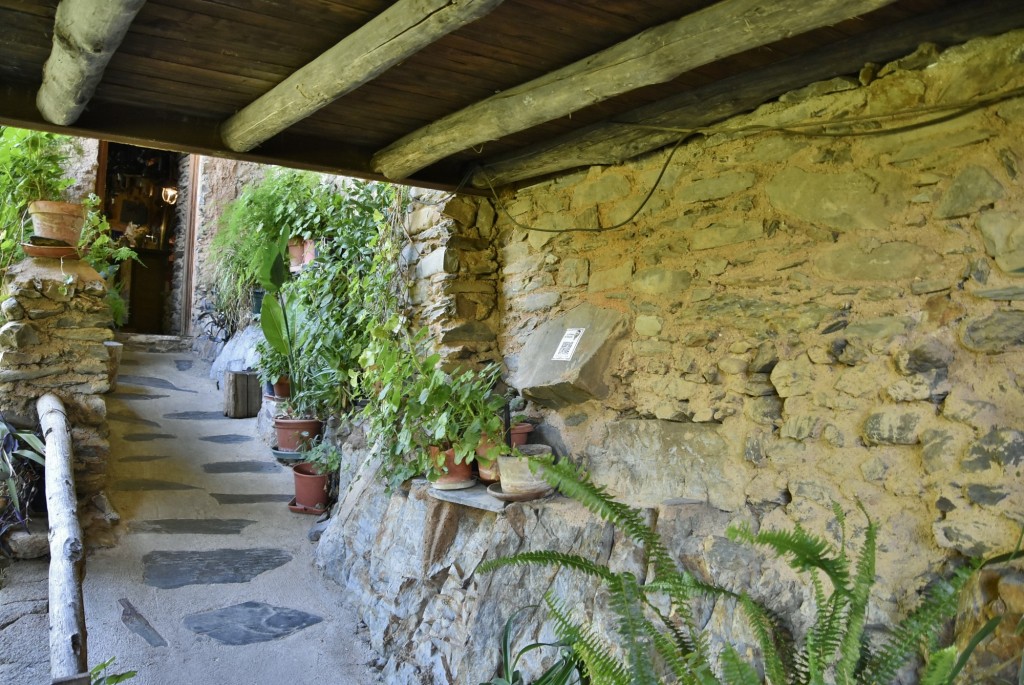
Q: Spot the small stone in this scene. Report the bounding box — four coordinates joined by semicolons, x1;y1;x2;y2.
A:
807;347;833;364
634;315;662;337
6;526;48;558
557;258;589;287
860;456;888;481
780;415;820;441
936;166;1004;219
689;222;763;251
910;279;950;295
748;342;778;374
588;261;634;293
0;322;40;350
965;484;1009;506
632;267;691;295
895;338;953;374
886;376;932;402
769;355;813;397
863;410;922;445
972;286;1024;301
822;424;844;447
976;211;1024;273
2;298;24;321
921;428;957;473
677;171;757;203
961;428;1024;471
520;292;560;312
744;396;782;426
717;357;747;375
960;310;1024;353
698;258;728;277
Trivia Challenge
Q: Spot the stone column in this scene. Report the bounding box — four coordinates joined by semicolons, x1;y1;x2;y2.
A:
1;258;112;498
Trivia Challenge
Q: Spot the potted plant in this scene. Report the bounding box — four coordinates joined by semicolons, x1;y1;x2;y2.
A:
290;436;341;514
255;339;290;398
0;418;46;544
0;127;80;267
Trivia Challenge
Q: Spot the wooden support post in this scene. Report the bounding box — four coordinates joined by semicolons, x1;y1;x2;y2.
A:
224;370;263;418
36;0;148;125
371;0;900;179
220;0;504;152
38;393;88;680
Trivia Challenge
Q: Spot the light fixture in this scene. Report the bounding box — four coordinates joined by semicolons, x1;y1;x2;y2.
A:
161;185;179;205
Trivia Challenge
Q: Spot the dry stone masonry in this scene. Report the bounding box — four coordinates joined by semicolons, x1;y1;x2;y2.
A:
317;30;1024;684
0;259;111;499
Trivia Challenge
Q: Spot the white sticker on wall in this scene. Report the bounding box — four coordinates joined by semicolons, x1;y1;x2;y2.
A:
552;328;585;361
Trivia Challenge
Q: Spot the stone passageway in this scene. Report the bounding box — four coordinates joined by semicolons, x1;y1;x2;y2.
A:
82;347;379;684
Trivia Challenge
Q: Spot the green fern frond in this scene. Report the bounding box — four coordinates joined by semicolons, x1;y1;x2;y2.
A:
728;524;849;590
535;460;676;575
809;592;849;672
919;646;957;685
859;565;973;684
547;596;631;685
720;645;760;685
835;513;877;684
479;551;617;582
608;572;660;685
737;594;790;685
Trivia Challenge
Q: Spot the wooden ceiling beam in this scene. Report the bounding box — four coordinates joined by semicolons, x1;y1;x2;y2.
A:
470;0;1024;189
220;0;505;153
2;86;477;194
36;0;147;126
370;0;901;180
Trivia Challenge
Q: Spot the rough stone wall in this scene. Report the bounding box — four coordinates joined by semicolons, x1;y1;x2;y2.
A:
318;30;1024;684
0;260;111;499
190;156;263;360
165;154;194;335
401;191;501;365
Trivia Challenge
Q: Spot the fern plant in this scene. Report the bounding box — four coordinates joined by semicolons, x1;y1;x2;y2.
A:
479;459;1013;685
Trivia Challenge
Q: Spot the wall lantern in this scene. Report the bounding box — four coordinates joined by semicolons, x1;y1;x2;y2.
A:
161;185;179;205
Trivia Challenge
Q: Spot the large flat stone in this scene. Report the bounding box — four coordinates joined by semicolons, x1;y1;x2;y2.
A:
184;601;322;646
936;166;1004;219
122;433;176;442
202;460;278;474
112;479;200;491
118;375;197;394
816;241;940;281
511;303;627;408
142;548;292;589
976;211;1024;274
766;167;892;232
211;493;293;504
585;419;748;511
200;434;254;445
131;519;257;535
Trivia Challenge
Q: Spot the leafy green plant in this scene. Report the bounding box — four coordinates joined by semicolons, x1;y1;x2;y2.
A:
0;126;76;270
0;420;44;518
480;459;1014;685
254;338;289;387
304;436;343;476
90;657;137;684
77;194;140;327
422;361;507;468
481;606;584;685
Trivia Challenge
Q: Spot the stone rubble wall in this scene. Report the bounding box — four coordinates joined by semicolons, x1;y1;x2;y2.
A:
0;259;112;500
191;156;264;361
317;30;1024;684
165;154;194;335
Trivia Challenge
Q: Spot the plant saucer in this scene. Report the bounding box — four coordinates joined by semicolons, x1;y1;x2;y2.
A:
487;483;553;502
431;478;476;491
270;446;303;464
287;496;325;515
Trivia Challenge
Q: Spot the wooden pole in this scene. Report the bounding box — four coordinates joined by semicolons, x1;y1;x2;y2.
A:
220;0;505;153
371;0;901;180
38;393;88;680
36;0;147;126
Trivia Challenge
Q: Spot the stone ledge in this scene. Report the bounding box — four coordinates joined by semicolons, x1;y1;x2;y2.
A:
425;482;505;513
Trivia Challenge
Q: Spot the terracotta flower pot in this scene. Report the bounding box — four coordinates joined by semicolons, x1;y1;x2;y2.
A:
28;201;86;245
272;376;291;398
475;434;500;483
510;422;534;446
273;417;322;452
430;446;474;490
292;462;328;510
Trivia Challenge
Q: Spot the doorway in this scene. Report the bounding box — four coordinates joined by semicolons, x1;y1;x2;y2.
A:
98;142;188;335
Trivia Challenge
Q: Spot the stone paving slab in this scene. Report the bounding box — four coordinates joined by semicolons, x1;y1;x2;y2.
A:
83;349;381;684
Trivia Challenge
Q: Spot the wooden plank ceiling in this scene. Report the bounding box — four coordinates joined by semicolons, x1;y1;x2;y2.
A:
1;0;1023;192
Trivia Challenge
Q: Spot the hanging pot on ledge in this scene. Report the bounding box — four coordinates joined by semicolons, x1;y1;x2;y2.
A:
27;201;86;245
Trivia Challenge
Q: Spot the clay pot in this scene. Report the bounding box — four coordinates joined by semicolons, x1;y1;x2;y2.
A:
498;444;552;494
510;422;534;446
430;446;474;490
28;201;86;245
273;417;322;452
292;462;328;510
475;434;501;483
272;376;291;398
